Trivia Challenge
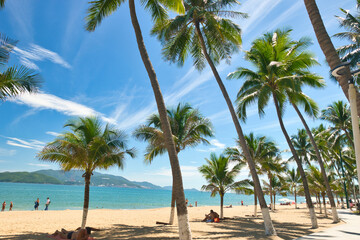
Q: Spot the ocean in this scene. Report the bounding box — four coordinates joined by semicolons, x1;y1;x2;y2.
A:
0;182;304;211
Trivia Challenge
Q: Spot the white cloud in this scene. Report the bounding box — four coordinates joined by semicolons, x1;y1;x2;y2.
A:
0;148;16;156
28;163;51;168
197;139;226;152
239;0;283;34
6;137;45;150
46;131;60;137
13;44;71;70
10;91;116;124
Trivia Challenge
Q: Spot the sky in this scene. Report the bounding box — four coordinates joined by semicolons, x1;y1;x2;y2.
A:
0;0;356;189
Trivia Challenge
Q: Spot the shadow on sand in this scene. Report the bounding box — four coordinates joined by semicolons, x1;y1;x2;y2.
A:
0;215;334;240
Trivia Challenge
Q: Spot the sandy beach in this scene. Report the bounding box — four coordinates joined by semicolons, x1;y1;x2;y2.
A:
0;204;342;240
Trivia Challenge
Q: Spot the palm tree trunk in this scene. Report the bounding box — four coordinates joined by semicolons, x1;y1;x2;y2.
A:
128;1;191;238
81;173;91;229
254;191;258;217
291;103;339;222
295;190;297;209
303;0;360;117
194;21;276;236
322;192;328;217
220;194;224;219
267;173;274;211
273;194;276;210
272;93;318;228
169;182;176;225
317;193;322;214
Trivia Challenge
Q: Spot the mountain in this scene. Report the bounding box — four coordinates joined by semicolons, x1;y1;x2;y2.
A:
0;171;62;184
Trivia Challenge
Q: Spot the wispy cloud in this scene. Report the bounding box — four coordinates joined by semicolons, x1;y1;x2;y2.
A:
0;148;16;156
6;137;45;150
13;44;71;70
197;139;226;152
46;131;60;137
28;163;51;168
239;0;283;34
250;117;301;132
10;91;115;124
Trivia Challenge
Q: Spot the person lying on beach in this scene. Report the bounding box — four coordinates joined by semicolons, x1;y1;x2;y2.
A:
50;228;90;240
224;204;232;208
202;210;219;222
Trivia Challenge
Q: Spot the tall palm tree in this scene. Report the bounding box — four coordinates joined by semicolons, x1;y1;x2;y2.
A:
229;29;318;228
85;1;193;238
285;168;302;209
0;34;40;101
263;175;287;210
37;117;136;229
307;165;329;217
152;2;276;234
134;103;213;224
199;152;244;219
321;101;354;147
288;90;340;222
303;0;360;116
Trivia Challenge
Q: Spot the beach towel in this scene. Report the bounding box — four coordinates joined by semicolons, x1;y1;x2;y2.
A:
48;235;96;240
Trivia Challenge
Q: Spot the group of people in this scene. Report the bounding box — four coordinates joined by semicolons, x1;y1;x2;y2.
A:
1;201;13;211
34;197;51;211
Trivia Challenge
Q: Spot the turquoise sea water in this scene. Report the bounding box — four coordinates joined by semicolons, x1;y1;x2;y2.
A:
0;182;305;211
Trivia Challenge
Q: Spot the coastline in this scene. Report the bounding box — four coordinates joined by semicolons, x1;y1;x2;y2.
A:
0;204;342;240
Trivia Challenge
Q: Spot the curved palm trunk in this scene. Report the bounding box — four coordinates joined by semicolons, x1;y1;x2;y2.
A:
81;173;91;229
254;191;258;217
128;1;191;238
194;22;276;236
273;194;276;210
169;181;176;225
303;0;360;117
295;190;297;209
220;194;224;219
267;173;274;211
273;93;318;228
322;192;328;217
291;103;339;222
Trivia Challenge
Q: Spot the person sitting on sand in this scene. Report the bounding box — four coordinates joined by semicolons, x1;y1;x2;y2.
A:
51;228;89;240
202;209;219;222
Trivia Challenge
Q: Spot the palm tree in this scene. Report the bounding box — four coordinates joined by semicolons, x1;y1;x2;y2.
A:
229;29;318;228
334;4;360;68
263;175;287;210
291;129;312;166
0;34;40;101
37;117;136;229
151;0;276;235
234;179;257;216
225;133;280;212
199;153;244;219
303;0;360;116
134;103;213;224
85;1;193;238
321;101;353;147
285;168;302;209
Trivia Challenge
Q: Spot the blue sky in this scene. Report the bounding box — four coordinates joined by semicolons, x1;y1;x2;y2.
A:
0;0;355;189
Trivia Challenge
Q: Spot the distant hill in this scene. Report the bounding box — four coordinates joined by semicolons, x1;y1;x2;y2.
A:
0;170;200;191
0;171;62;184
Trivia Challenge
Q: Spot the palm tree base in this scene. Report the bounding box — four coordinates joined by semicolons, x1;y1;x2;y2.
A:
331;206;340;223
261;208;277;236
309;207;319;229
